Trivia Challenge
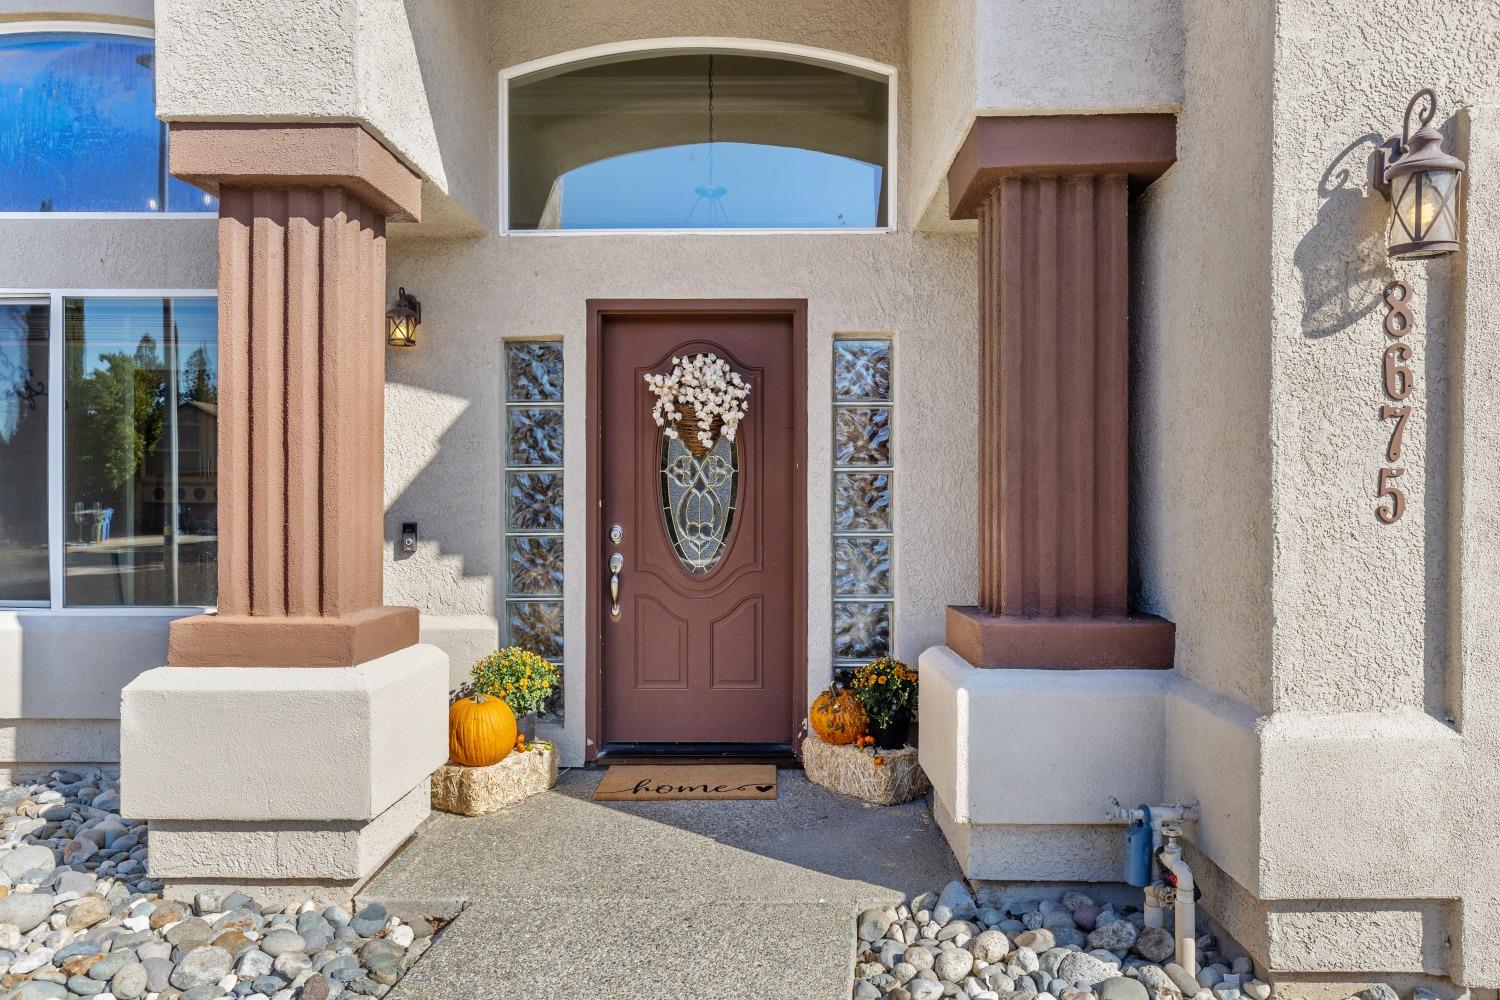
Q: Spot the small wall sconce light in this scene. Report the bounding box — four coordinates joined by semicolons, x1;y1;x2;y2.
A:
1375;88;1465;260
386;287;422;347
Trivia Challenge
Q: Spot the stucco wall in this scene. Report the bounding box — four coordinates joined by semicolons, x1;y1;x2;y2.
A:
155;0;494;230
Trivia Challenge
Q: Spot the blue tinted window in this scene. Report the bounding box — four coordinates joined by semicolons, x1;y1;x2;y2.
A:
547;142;881;229
509;53;889;230
0;32;215;212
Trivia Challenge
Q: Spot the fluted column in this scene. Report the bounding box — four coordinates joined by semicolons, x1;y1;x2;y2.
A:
946;115;1177;670
164;123;422;666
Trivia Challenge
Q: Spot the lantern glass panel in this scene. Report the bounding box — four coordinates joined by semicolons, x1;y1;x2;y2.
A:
1390;168;1461;257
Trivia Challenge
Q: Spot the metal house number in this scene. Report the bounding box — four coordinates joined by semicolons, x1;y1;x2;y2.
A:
1377;279;1415;524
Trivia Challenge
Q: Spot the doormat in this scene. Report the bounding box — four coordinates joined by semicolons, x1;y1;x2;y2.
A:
592;764;777;801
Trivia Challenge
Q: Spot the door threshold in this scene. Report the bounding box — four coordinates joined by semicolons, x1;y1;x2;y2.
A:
593;742;799;767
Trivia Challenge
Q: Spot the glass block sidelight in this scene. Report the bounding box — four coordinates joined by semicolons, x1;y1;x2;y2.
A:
503;340;565;719
832;337;894;671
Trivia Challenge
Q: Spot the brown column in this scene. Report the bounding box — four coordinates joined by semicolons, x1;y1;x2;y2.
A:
164;124;423;667
946;114;1178;670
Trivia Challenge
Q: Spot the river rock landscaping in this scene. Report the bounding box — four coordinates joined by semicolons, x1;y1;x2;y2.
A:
853;881;1274;1000
0;769;436;1000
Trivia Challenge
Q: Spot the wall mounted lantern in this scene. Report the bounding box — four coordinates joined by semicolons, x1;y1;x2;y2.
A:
386;287;422;348
1375;88;1465;260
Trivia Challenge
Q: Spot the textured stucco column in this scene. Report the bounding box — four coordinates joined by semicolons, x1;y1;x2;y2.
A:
166;123;423;667
945;114;1179;669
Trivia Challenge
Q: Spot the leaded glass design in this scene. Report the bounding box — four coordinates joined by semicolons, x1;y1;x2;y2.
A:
506;341;564;402
503;341;564;720
834;340;892;402
833;472;891;532
832;336;894;668
660;433;738;574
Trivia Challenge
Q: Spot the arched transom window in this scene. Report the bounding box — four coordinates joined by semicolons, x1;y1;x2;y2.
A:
505;48;892;231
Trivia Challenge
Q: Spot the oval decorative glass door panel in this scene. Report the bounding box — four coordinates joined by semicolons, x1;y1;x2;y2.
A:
643;352;751;575
660;433;738;573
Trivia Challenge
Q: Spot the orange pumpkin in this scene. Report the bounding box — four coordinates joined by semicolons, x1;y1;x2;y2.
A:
809;684;868;746
449;694;517;767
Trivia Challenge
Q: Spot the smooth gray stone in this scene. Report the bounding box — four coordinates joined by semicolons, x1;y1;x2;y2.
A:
259;930;306;958
110;961;148;1000
0;845;57;880
141;957;175;993
169;945;233;990
1097;977;1151;1000
348;904;387;938
65;974;106;996
0;892;57;932
86;950;132;981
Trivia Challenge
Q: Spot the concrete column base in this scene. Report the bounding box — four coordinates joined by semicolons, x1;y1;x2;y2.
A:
918;644;1169;880
121;644;448;897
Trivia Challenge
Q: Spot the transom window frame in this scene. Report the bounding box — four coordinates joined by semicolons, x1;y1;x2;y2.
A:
498;37;899;236
0;287;219;615
0;21;218;221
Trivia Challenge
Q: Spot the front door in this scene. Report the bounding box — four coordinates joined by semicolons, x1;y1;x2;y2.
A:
589;301;806;752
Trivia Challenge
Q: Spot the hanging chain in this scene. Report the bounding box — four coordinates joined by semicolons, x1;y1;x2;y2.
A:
707;54;716;183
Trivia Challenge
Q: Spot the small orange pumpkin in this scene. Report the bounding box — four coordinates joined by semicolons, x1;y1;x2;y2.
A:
809;683;868;746
449;694;517;767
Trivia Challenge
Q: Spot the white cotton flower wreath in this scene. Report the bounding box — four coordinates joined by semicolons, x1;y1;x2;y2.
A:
643;353;751;451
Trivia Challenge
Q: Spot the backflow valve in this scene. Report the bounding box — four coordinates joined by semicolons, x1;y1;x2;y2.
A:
1107;799;1202;976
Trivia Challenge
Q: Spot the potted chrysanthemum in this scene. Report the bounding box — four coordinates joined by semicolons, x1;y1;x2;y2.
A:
469;647;561;743
849;656;919;749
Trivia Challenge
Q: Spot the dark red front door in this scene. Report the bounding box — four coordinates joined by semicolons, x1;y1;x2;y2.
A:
593;302;806;748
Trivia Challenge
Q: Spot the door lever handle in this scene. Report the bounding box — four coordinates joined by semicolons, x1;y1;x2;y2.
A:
609;552;624;619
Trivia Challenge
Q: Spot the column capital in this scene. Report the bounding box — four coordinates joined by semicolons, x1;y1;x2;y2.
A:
169;122;423;222
947;113;1177;220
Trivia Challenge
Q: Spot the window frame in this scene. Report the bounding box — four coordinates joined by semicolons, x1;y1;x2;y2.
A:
0;287;218;614
0;22;218;220
498;37;899;236
831;333;896;671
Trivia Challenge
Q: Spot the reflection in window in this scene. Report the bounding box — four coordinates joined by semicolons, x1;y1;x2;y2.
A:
0;32;215;212
504;340;565;719
832;338;894;670
63;298;218;606
0;302;50;602
508;53;888;230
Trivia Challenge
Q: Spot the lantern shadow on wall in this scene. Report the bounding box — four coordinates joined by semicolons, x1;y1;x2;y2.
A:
1295;132;1390;340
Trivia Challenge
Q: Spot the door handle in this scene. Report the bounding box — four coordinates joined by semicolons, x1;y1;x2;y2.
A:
609;551;624;619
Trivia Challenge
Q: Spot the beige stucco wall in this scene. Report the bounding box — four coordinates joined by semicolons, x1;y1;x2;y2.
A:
1128;0;1500;987
155;0;494;231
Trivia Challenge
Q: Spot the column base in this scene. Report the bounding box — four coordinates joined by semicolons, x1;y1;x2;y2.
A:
167;606;419;667
121;644;448;891
946;606;1175;669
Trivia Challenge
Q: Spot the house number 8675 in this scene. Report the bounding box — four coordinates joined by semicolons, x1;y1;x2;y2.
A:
1377;279;1414;524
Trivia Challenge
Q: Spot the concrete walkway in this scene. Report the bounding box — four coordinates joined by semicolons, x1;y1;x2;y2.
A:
362;768;961;1000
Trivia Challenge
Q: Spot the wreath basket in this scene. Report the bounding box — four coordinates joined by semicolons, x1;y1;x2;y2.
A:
675;405;725;459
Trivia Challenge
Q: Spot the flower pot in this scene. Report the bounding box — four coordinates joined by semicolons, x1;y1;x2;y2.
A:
518;710;538;743
869;710;911;750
